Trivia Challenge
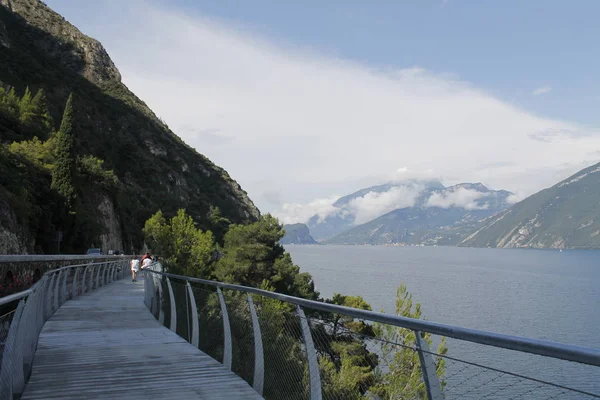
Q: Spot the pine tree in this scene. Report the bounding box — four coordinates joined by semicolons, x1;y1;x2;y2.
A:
1;87;20;119
51;94;77;209
29;89;54;137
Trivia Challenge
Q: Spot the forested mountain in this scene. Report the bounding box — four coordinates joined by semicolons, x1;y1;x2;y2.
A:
459;162;600;249
0;0;258;254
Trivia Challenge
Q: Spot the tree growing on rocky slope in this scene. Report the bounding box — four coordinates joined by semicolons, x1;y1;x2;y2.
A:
51;94;76;210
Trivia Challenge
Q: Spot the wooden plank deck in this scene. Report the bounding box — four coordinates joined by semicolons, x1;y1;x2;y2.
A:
21;277;263;400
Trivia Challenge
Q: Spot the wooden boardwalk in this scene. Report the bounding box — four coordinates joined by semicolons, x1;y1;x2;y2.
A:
21;277;263;399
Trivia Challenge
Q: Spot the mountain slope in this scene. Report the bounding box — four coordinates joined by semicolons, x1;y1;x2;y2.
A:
319;182;513;245
459;163;600;249
281;223;317;245
0;0;259;253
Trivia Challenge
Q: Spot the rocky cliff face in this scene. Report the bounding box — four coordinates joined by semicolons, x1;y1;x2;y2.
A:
0;0;260;253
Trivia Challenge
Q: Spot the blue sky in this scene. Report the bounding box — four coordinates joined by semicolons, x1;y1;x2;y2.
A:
156;0;600;126
45;0;600;219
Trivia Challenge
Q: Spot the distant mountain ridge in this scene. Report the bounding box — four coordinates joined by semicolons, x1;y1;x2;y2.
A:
459;162;600;249
307;180;445;240
324;183;514;245
307;180;513;244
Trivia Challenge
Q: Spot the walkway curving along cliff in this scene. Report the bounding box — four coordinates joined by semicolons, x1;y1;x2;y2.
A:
20;278;262;400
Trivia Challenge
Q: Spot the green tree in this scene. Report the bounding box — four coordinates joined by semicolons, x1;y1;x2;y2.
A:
143;209;215;277
18;86;33;120
25;89;54;137
215;214;318;299
372;284;447;399
208;205;231;245
314;294;379;398
0;86;19;119
51;94;76;209
77;155;118;186
8;136;54;170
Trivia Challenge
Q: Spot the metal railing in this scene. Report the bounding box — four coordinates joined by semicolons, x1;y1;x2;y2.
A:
0;258;129;399
143;264;600;400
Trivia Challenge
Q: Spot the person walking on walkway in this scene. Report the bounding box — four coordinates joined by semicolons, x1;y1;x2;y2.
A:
130;256;141;282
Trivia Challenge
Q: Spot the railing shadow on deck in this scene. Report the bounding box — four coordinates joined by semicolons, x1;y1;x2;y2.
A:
143;263;600;400
0;257;129;399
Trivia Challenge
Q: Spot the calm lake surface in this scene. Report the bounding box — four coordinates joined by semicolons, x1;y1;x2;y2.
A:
285;245;600;398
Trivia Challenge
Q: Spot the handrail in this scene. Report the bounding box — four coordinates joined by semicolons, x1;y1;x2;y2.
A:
0;254;122;262
0;260;124;306
145;268;600;367
45;260;117;275
0;289;33;306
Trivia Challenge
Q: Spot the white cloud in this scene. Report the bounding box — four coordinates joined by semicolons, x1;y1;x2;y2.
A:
506;193;524;204
48;0;600;213
425;188;488;210
277;196;341;224
348;185;423;224
532;86;552;96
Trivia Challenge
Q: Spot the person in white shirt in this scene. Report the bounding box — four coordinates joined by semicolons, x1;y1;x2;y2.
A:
142;255;153;270
130;257;141;282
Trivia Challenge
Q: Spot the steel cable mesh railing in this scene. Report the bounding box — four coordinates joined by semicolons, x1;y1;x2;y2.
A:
169;279;192;342
141;268;600;400
190;285;225;363
222;289;255;386
424;334;600;400
253;294;309;400
304;314;431;400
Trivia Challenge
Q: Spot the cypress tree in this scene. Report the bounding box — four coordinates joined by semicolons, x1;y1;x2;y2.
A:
51;94;77;209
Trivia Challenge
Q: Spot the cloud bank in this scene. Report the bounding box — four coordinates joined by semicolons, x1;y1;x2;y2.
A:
52;0;600;215
425;188;488;210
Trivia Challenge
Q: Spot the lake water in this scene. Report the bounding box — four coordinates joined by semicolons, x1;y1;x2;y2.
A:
285;245;600;398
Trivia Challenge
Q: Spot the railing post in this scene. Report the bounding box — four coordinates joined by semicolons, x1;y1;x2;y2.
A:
53;270;61;311
95;264;102;288
102;264;108;286
61;268;68;304
166;277;177;333
45;272;56;319
217;288;232;370
297;306;322;400
415;330;443;400
247;294;264;395
147;269;156;315
157;275;165;325
186;282;199;348
0;299;26;398
72;268;79;298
